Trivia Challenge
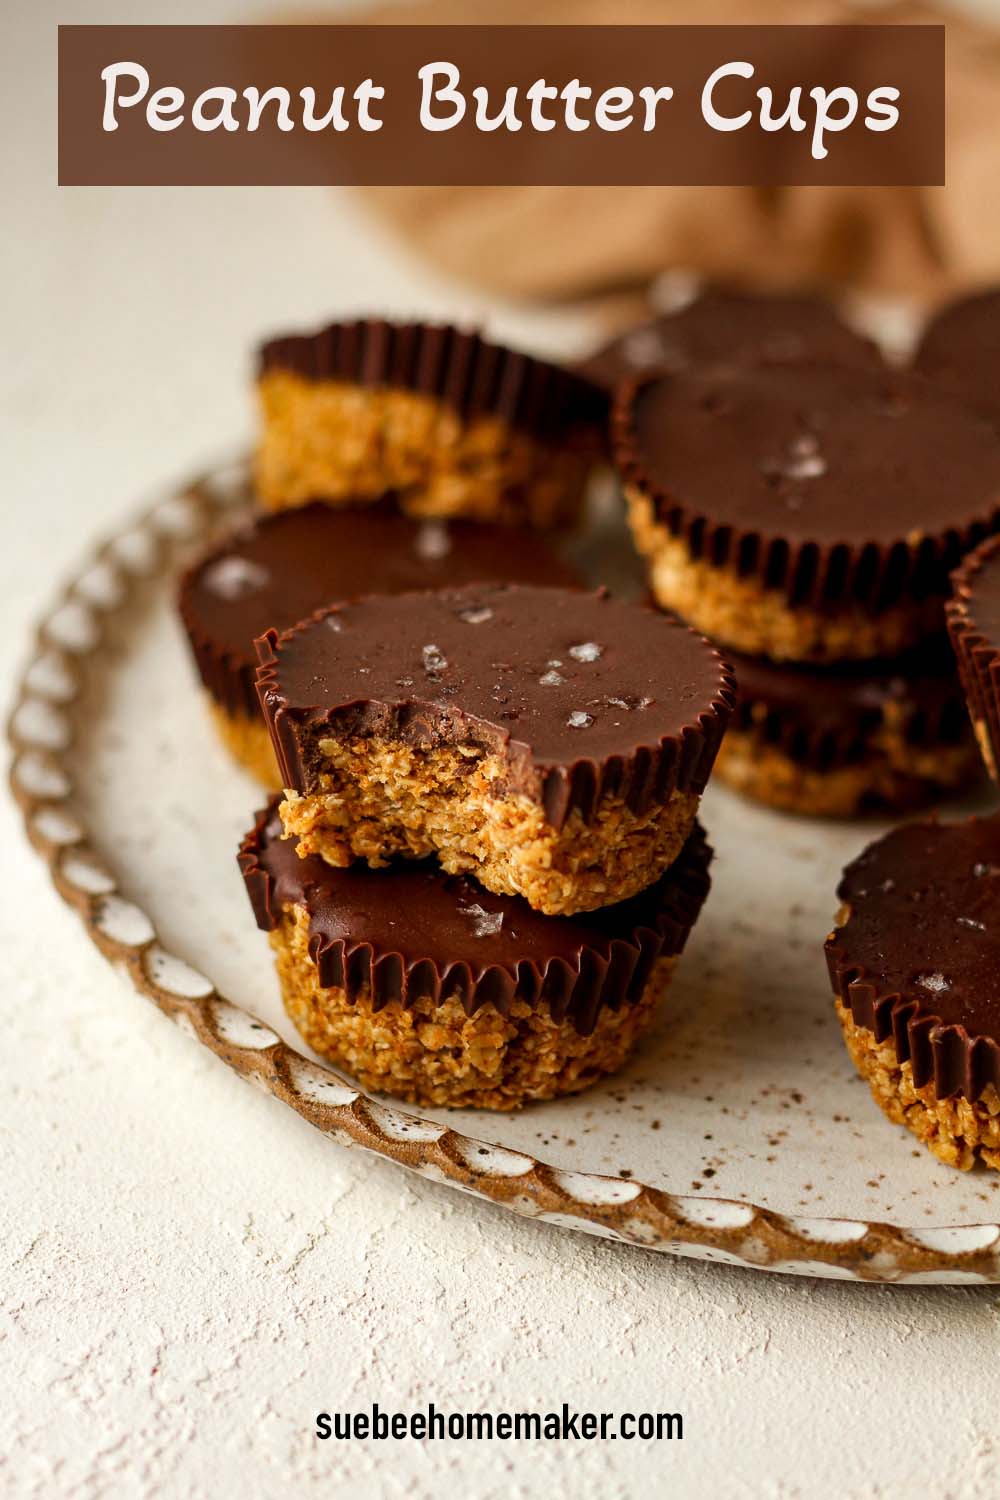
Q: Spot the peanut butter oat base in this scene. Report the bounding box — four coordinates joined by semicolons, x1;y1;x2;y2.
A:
836;1001;1000;1172
627;489;942;663
278;737;700;916
947;534;1000;785
716;727;980;819
272;905;674;1110
256;371;590;526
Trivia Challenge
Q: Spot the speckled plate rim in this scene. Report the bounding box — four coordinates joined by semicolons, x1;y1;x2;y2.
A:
10;455;1000;1285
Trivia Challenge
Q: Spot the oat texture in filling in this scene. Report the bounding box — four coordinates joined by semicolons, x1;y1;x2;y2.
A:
255;321;605;526
257;372;593;525
255;584;733;916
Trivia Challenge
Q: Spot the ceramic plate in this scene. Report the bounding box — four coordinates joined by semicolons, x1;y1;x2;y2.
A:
11;458;1000;1283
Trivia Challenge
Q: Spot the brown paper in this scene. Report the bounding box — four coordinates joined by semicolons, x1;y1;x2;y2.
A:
314;0;998;309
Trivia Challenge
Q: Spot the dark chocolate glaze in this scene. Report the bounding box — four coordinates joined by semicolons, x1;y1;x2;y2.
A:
255;583;735;829
578;288;880;390
178;503;580;719
914;289;1000;422
613;359;1000;611
258;318;607;437
239;801;712;1036
728;636;972;771
827;814;1000;1101
948;533;1000;785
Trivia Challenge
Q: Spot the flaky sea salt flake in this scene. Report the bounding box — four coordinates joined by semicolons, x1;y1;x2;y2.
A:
203;556;268;600
916;972;950;994
462;903;504;937
569;642;603;663
422;644;448;674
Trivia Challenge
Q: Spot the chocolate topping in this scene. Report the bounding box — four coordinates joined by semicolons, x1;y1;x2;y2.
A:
578;288;880;389
255;583;734;828
178;504;580;718
614;359;1000;611
914;289;1000;422
827;815;1000;1101
948;533;1000;782
259;317;607;437
728;636;971;771
239;801;712;1035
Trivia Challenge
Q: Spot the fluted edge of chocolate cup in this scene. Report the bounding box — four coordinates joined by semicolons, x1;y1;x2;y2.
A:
258;317;608;442
826;922;1000;1105
238;801;713;1036
948;535;1000;784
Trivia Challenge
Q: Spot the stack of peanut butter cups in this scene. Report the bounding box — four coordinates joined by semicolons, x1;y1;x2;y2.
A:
179;317;734;1109
608;294;1000;818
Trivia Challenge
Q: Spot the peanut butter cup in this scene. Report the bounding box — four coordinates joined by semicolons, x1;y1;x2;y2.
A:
615;359;1000;663
239;801;712;1109
257;318;605;525
178;503;580;783
948;534;1000;782
716;638;980;817
827;814;1000;1170
255;583;734;916
914;288;1000;421
578;287;879;390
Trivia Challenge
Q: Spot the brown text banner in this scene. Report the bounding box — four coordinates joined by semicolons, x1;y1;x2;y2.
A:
57;25;945;187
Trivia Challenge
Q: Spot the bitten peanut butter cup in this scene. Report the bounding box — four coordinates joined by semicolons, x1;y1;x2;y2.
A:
615;359;1000;663
914;288;1000;422
578;287;880;390
239;801;712;1109
178;502;580;784
716;638;980;818
255;583;734;916
827;814;1000;1170
256;318;606;525
948;534;1000;783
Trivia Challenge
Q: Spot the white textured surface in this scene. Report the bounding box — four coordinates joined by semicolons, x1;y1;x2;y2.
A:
4;1;1000;1495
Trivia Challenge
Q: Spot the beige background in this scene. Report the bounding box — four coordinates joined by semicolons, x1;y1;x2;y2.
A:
5;2;1000;1496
